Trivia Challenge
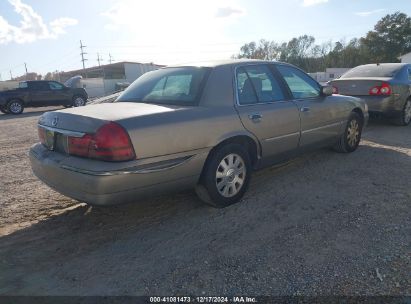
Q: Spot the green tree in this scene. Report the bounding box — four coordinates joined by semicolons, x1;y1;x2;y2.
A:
361;12;411;62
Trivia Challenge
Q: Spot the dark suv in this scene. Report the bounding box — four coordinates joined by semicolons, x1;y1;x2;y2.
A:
0;81;88;115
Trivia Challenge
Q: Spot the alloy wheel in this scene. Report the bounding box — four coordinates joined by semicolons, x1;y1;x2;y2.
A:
347;119;360;147
9;102;22;114
74;97;85;107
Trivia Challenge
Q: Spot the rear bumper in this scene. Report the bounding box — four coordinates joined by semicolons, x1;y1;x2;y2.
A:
29;144;207;206
356;95;404;117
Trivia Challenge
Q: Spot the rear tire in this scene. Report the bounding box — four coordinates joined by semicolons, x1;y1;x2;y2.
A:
391;99;411;126
7;99;24;115
333;112;363;153
196;143;251;208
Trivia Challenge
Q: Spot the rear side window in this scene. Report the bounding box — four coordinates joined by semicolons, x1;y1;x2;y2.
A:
29;82;50;91
276;65;320;99
117;67;210;106
236;65;285;105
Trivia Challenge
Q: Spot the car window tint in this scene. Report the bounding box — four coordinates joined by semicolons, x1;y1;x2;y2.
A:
117;67;209;106
408;68;411;81
29;82;50;91
237;65;284;105
49;82;63;90
276;65;320;99
237;68;258;105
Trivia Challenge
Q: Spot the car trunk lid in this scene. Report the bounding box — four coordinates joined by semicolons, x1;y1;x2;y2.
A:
38;102;180;133
329;77;392;96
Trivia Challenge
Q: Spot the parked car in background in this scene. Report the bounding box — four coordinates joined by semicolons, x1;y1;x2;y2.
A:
30;60;368;208
0;80;88;115
329;63;411;126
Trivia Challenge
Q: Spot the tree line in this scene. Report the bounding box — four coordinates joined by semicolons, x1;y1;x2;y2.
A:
234;12;411;72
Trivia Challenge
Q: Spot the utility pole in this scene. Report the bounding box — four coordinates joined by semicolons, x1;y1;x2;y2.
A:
80;40;88;70
97;53;103;67
9;70;13;80
109;53;114;64
24;62;28;80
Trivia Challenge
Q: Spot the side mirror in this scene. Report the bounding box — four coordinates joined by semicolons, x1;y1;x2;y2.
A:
322;85;333;96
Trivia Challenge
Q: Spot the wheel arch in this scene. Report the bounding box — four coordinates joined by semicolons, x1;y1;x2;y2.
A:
352;107;365;125
198;133;261;184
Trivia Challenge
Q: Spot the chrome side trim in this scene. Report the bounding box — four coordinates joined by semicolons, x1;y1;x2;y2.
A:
60;155;195;176
265;132;300;142
38;124;86;138
301;121;344;134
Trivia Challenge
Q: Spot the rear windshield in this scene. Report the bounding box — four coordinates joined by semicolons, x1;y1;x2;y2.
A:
117;67;210;106
341;65;402;78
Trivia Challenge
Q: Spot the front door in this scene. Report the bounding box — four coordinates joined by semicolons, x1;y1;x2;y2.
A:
235;64;300;159
274;64;343;147
48;81;71;105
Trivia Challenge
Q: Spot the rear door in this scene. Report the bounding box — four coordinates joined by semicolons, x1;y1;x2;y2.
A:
274;64;343;147
235;64;300;158
27;82;51;106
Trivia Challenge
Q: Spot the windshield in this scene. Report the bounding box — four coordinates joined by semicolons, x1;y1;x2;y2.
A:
341;65;402;78
116;67;210;106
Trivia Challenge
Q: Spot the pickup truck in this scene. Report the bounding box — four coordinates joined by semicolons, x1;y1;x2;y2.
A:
0;80;88;114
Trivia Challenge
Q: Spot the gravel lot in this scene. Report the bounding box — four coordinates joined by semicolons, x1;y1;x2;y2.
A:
0;107;410;296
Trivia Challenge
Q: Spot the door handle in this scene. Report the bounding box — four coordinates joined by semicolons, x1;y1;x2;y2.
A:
248;113;262;122
300;106;310;112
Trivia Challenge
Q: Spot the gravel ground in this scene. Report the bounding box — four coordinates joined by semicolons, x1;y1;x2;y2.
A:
0;107;410;296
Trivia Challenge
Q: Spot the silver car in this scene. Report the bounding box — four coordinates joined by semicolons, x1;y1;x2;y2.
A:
30;60;368;208
329;63;411;126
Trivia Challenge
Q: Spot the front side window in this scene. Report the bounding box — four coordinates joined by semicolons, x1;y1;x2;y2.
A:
19;82;28;89
236;65;285;105
117;67;210;106
49;82;63;90
276;65;320;99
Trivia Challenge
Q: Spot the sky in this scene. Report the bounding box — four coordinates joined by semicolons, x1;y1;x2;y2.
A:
0;0;410;80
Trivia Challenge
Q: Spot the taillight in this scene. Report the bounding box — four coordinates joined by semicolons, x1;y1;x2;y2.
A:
369;82;391;96
38;127;46;146
332;86;339;94
67;122;135;162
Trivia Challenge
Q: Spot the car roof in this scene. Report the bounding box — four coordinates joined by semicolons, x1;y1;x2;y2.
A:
168;59;292;68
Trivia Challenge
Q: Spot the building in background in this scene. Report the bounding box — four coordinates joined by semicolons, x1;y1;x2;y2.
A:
399;52;411;63
309;68;351;84
59;61;164;97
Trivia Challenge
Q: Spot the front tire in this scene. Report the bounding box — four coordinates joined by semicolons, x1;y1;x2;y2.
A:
391;99;411;126
7;99;24;115
72;96;86;107
196;143;251;208
333;112;363;153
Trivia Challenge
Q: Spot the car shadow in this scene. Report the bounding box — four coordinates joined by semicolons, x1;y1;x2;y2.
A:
0;107;63;121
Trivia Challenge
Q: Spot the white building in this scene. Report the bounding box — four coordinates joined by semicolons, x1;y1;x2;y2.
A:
60;61;164;97
399;52;411;63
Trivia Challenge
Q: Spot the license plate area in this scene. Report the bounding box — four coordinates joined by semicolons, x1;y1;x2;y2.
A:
44;129;55;151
